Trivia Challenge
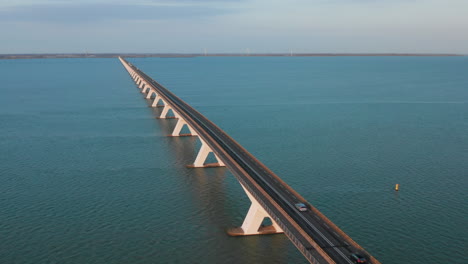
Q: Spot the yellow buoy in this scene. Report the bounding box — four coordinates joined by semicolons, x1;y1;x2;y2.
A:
395;184;399;191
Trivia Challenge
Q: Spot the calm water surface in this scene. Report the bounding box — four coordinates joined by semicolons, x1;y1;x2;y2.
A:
0;57;467;263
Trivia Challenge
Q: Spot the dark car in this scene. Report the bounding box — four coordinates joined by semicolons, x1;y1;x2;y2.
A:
350;253;367;263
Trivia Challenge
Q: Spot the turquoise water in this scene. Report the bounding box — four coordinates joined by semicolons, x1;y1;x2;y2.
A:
0;57;467;263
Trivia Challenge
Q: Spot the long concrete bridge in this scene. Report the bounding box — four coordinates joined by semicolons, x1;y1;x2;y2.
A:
118;57;380;264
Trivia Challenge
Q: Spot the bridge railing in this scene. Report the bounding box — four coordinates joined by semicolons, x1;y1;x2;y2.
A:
120;57;380;264
236;173;325;264
124;60;328;264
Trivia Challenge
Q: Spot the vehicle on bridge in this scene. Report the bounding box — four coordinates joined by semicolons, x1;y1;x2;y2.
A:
294;203;308;212
350;253;367;263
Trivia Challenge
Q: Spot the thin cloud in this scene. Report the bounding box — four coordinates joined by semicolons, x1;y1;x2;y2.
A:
0;3;234;24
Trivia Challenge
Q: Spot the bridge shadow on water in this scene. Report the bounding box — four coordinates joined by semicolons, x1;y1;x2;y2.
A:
142;98;299;263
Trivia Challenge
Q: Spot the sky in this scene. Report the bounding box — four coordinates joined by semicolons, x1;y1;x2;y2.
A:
0;0;467;54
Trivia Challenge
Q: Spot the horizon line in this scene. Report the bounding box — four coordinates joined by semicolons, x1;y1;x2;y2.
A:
0;52;465;60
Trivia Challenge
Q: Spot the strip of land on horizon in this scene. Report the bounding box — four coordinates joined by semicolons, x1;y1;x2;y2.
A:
0;53;463;59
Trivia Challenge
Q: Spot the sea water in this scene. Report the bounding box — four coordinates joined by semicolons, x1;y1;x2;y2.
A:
1;56;467;263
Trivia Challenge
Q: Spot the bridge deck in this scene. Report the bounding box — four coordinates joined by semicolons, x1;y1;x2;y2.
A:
120;58;380;264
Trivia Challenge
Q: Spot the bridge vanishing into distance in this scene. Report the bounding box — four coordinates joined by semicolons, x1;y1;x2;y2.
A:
119;57;381;264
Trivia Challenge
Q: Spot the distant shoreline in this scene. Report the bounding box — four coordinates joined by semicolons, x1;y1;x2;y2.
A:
0;53;463;60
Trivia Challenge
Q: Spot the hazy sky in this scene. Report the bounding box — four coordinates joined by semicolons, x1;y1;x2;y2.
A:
1;0;467;54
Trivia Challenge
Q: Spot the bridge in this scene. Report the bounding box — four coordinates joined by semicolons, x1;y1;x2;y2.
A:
118;57;380;264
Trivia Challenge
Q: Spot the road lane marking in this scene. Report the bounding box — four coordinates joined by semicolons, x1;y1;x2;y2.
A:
130;64;355;264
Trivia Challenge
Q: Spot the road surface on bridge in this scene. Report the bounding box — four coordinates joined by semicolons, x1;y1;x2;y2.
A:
123;58;380;264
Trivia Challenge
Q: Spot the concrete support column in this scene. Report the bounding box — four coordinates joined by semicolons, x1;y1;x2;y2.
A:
171;118;186;136
152;95;162;107
145;90;154;99
241;202;270;234
159;104;171;119
171;118;198;137
158;102;179;119
227;184;283;236
187;124;198;136
189;139;225;168
193;140;212;167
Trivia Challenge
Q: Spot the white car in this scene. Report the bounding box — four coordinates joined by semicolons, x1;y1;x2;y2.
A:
295;203;307;212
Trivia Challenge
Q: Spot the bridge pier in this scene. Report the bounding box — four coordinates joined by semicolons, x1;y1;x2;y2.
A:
170;118;198;137
188;139;225;168
228;184;283;236
158;103;180;119
152;95;163;107
146;89;156;99
118;57;382;264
